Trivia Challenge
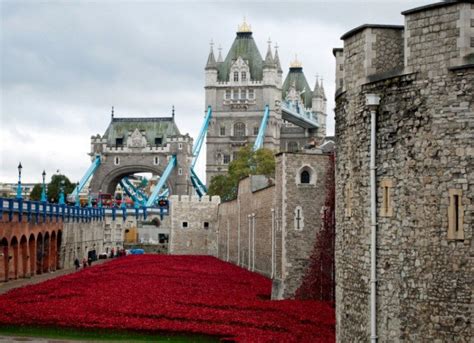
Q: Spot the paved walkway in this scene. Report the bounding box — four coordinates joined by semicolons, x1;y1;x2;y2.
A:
0;259;110;295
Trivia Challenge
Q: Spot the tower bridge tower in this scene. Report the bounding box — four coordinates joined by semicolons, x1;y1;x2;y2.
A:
89;110;193;197
205;20;327;185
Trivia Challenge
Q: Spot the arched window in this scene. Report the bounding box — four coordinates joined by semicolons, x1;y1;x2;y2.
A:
114;157;120;165
234;122;246;137
300;170;310;184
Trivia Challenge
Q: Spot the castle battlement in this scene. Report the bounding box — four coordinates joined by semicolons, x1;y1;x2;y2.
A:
169;195;221;203
335;1;474;92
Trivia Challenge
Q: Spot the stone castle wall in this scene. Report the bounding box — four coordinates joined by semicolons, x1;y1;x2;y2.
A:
217;177;275;276
215;151;332;299
169;195;220;255
335;2;473;342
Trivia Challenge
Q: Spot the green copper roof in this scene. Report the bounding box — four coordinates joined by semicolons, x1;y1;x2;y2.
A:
282;67;313;108
103;117;180;145
218;32;264;82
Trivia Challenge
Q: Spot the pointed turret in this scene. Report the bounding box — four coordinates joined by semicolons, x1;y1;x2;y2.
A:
313;76;326;100
282;55;312;108
205;40;217;70
263;38;274;67
274;43;283;74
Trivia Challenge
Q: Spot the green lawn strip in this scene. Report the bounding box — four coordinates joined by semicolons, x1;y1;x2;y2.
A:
0;325;221;342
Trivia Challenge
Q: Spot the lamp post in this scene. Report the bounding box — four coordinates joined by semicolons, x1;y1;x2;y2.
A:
75;182;80;207
40;170;47;202
59;179;65;205
16;162;23;199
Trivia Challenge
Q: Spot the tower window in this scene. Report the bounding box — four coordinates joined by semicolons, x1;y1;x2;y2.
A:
114;157;120;165
233;72;239;82
223;155;231;164
253;127;259;136
154;137;162;145
248;89;254;99
182;222;188;228
234;122;246;137
220;126;226;136
178;143;183;150
115;138;123;147
241;72;247;81
203;222;209;229
232;89;238;100
153;156;159;165
178;168;183;176
225;89;231;100
300;170;310;184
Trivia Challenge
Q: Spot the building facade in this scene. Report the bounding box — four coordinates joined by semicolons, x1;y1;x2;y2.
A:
205;21;328;185
334;1;473;342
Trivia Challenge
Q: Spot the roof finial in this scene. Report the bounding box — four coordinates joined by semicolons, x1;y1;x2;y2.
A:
290;54;302;68
237;17;252;33
274;42;279;51
111;106;114;119
210;39;214;51
267;37;272;48
172;105;175;118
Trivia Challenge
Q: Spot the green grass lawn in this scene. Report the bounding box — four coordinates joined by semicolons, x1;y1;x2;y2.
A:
0;325;220;342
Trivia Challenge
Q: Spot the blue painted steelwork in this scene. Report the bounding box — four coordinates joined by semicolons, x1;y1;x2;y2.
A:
253;105;270;151
280;100;319;129
0;197;108;223
189;106;212;196
145;155;177;207
70;156;101;201
119;179;143;208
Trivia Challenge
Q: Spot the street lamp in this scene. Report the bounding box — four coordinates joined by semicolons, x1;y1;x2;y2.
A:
59;179;65;205
75;182;80;207
41;170;47;202
16;162;23;199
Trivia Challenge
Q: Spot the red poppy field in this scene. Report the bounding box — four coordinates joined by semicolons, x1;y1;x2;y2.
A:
0;255;334;342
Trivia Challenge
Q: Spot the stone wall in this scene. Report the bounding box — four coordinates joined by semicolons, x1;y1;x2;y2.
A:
272;152;331;299
217;177;275;276
62;220;105;269
335;2;473;342
169;195;220;255
215;151;332;300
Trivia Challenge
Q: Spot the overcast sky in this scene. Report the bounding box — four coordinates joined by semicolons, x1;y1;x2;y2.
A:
1;0;432;184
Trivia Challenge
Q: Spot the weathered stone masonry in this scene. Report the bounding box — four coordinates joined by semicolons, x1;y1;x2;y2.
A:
334;1;473;342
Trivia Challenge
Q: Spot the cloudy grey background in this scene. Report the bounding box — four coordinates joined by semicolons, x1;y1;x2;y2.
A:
1;0;432;184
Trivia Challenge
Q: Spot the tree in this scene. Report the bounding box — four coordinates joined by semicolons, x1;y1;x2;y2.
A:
208;147;275;201
46;174;75;203
29;184;42;201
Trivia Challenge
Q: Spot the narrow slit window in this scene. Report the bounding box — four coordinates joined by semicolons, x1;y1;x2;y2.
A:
380;179;393;217
448;189;464;240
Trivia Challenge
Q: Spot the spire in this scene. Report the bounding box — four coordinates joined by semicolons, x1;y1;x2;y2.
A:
263;37;274;68
217;44;223;63
313;75;326;99
320;77;326;100
205;39;217;70
274;43;282;73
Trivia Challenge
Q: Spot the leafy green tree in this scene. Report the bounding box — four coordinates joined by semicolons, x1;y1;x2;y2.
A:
46;174;75;203
29;184;42;201
208;147;275;201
